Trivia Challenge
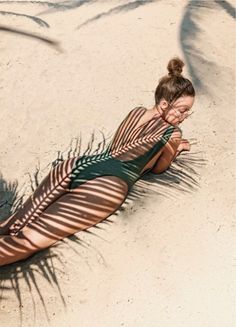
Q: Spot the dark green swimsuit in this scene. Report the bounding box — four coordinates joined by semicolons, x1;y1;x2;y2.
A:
69;107;178;191
6;107;179;236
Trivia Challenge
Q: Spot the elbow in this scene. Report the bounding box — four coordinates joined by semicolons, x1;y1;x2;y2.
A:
151;157;172;174
151;165;168;175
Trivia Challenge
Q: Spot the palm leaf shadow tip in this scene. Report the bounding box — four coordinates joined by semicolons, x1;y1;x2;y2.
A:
0;10;49;27
48;132;205;221
180;0;236;93
76;0;156;30
0;173;24;222
48;133;205;220
0;249;66;326
134;150;206;201
0;25;61;51
215;0;236;19
0;0;60;7
0;175;68;323
36;0;94;16
0;132;205;322
50;130;112;168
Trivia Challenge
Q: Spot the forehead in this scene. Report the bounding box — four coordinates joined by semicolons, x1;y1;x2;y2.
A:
174;96;194;107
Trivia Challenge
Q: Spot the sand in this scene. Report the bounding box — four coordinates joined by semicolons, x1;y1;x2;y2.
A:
0;0;235;326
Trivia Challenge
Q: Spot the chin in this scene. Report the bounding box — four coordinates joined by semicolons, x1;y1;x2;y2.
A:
169;120;179;126
166;117;180;126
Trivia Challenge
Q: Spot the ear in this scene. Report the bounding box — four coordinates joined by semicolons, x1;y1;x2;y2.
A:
159;99;169;111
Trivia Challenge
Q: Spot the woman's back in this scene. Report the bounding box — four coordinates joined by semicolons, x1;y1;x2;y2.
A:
69;107;176;191
108;106;174;162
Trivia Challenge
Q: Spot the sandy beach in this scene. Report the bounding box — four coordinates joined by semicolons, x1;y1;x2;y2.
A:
0;1;235;326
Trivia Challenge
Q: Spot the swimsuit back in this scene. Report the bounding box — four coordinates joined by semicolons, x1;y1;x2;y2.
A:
69;107;178;191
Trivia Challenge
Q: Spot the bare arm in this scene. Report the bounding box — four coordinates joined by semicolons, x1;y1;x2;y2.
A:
151;127;192;174
151;133;192;174
151;135;181;174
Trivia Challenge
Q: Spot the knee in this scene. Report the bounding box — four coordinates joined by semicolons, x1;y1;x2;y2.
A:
0;234;37;267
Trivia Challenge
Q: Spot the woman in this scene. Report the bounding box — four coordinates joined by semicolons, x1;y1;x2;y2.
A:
0;57;195;266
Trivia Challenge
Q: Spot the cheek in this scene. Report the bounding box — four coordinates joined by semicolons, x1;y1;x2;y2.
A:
165;113;182;126
166;112;178;122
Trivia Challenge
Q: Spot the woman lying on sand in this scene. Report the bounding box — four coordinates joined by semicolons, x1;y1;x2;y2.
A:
0;57;195;267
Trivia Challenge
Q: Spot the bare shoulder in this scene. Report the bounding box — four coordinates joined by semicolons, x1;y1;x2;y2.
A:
119;106;143;121
129;106;146;115
169;126;182;141
120;106;146;123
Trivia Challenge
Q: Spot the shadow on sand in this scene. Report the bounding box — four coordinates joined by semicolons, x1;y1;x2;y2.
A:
0;24;61;50
0;132;206;326
180;0;235;93
0;1;213;324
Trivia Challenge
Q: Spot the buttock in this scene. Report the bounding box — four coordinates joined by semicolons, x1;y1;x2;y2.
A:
70;175;129;199
69;155;138;191
3;176;130;260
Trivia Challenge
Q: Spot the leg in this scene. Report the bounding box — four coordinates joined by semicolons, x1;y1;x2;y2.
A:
0;157;76;235
0;176;128;266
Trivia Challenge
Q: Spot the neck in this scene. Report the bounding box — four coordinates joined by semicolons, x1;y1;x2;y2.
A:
152;105;164;117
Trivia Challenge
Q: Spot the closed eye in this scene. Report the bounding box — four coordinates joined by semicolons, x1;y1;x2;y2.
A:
179;107;189;113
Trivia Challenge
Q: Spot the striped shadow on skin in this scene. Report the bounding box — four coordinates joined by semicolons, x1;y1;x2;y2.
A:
0;132;205;323
0;131;126;323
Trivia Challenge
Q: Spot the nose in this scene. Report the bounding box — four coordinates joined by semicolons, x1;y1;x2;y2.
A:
173;109;181;117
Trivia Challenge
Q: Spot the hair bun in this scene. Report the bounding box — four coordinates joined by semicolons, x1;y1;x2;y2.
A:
167;57;184;77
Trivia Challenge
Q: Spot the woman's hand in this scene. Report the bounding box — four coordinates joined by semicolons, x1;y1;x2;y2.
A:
175;139;191;158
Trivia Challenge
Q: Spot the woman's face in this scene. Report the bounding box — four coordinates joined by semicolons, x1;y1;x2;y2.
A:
159;95;195;126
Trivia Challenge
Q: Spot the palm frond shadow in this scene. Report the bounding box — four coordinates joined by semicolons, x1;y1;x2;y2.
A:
46;132;205;220
0;131;205;324
0;249;66;326
180;1;216;91
119;150;206;219
0;131;114;324
215;0;236;19
76;0;157;30
0;0;60;6
0;0;159;22
180;0;236;94
0;10;49;27
0;25;61;51
134;151;205;200
0;174;24;222
36;0;95;16
0;0;94;16
0;177;68;326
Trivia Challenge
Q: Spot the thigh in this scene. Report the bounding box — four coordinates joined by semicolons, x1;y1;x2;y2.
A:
2;157;76;235
18;176;128;251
